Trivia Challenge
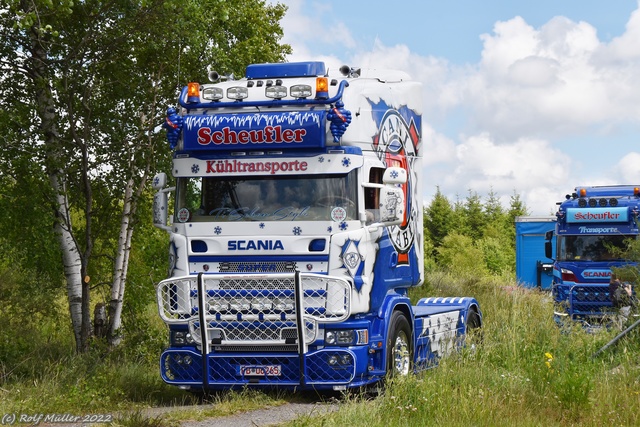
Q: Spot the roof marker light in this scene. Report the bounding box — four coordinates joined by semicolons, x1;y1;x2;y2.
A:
579;188;587;197
187;82;200;103
635;187;640;196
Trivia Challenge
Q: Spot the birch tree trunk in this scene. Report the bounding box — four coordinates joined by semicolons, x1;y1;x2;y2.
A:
27;24;87;352
108;178;135;347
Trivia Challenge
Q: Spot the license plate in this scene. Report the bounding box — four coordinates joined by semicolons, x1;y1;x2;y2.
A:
239;364;281;377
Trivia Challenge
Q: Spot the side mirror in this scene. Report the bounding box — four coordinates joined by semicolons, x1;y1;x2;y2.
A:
152;172;167;190
382;167;407;185
364;167;408;230
152;173;174;232
545;241;553;259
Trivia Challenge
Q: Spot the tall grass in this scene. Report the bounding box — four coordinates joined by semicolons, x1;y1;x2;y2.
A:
288;272;640;427
1;272;639;426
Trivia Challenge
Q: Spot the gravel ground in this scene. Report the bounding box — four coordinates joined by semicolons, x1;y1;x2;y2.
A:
176;401;340;427
31;401;339;427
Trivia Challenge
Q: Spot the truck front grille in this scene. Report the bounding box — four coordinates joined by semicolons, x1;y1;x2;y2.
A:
156;273;351;346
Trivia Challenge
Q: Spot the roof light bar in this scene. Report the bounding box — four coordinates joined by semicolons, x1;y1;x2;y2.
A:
202;87;223;101
290;84;312;98
265;85;287;99
227;86;248;100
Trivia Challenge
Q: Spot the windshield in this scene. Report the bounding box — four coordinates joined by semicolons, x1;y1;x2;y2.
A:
557;234;635;261
174;172;358;222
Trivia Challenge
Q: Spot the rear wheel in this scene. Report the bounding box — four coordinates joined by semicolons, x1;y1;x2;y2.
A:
386;311;413;377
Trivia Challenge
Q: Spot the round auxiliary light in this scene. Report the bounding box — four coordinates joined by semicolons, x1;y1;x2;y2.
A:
610;198;618;207
599;198;607;207
578;199;587;207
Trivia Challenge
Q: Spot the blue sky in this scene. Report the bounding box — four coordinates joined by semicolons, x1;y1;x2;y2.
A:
272;0;640;215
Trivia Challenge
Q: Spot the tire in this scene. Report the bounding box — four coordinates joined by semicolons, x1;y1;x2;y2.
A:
466;308;481;330
464;308;483;348
386;311;413;377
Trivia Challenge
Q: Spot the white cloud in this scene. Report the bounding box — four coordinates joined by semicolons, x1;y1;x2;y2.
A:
615;152;640;183
425;133;571;214
596;2;640;62
273;0;356;63
462;11;640;139
272;0;640;215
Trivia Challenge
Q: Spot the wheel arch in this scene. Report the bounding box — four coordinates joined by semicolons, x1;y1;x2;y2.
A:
466;302;483;330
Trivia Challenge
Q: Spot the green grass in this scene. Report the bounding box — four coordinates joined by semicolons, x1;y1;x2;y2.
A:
286;272;640;427
1;271;639;426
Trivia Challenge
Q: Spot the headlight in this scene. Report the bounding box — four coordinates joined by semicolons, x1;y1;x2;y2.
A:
171;330;195;346
325;329;368;346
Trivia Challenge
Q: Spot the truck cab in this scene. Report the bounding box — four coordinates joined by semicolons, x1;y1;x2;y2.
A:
152;61;481;391
546;185;640;326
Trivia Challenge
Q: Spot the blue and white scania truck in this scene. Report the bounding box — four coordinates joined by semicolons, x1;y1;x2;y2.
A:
545;185;640;326
152;61;482;392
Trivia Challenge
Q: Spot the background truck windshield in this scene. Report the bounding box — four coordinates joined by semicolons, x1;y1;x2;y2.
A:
557;234;634;261
174;172;358;222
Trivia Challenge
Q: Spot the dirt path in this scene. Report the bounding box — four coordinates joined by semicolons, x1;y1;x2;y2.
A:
175;401;339;427
32;401;338;427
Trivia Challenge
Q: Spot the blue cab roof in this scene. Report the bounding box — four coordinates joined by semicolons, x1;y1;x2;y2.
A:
245;61;326;79
573;185;640;197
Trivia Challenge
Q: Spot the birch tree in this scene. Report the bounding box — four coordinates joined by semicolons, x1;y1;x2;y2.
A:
0;0;290;351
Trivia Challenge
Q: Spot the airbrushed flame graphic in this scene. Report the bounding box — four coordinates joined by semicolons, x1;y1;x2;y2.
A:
183;111;323;129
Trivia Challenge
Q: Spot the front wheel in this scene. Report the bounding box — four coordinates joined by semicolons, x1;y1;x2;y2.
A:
386;311;413;377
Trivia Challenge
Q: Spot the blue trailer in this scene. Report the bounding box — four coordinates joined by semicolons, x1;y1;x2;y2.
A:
515;216;556;289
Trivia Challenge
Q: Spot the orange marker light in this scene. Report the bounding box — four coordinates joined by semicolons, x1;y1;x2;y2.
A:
579;188;587;197
634;187;640;196
187;82;200;103
315;77;329;99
